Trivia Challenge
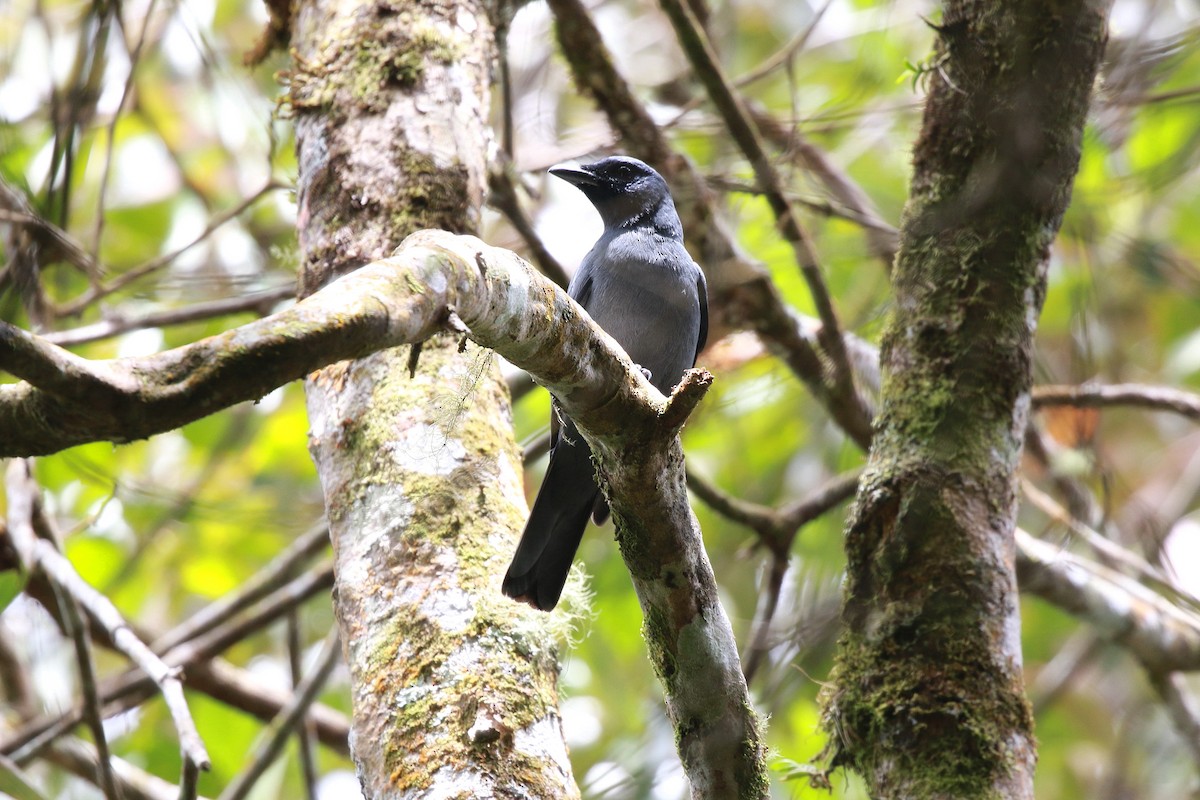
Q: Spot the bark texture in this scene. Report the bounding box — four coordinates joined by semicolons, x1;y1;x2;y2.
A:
822;2;1108;798
290;0;578;796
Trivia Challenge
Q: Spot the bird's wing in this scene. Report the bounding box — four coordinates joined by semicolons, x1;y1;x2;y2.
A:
694;268;709;365
570;273;594;309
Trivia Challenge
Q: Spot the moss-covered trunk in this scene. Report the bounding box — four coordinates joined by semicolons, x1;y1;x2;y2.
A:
290;0;579;796
822;2;1108;798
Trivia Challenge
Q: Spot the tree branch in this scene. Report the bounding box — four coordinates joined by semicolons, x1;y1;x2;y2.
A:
7;463;212;772
217;629;340;800
5;461;122;800
545;0;876;448
43;287;294;348
0;231;698;455
0;227;764;791
1016;529;1200;672
1033;383;1200;421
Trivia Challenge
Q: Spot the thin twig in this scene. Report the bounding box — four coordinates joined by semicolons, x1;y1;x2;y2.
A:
90;0;162;264
743;554;788;682
733;1;832;89
1021;477;1200;613
1033;383;1200;422
1145;670;1200;767
47;737;213;800
152;522;330;653
5;460;122;800
3;561;335;763
705;174;898;241
658;0;863;419
286;609;319;800
686;466;859;684
58;182;283;317
44;286;294;348
8;462;212;771
217;629;341;800
746;105;900;268
0;205;102;279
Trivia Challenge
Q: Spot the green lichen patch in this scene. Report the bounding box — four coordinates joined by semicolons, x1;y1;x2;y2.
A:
288;7;464;115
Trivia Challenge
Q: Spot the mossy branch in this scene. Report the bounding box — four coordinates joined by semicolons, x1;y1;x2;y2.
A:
0;230;692;458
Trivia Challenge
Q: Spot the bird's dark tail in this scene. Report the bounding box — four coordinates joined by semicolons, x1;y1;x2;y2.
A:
503;436;599;611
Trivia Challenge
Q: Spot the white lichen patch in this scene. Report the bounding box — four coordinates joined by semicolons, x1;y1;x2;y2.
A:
397;582;476;634
513;714;575;789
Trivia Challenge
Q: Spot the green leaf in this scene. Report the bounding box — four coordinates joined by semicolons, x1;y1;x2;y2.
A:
0;568;27;616
0;753;49;800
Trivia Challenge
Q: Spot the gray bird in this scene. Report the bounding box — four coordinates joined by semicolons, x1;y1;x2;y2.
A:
503;156;708;611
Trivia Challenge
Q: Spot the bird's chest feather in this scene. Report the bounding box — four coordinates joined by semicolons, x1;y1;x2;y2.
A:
581;231;692;312
573;230;699;389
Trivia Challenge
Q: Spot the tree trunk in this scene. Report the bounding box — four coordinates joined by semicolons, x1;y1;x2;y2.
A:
290;0;578;796
822;2;1108;798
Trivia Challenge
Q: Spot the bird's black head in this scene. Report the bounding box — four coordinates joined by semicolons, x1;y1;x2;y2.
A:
549;156;682;238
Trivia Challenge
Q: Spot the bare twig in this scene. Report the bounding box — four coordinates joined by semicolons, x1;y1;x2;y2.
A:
217;629;341;800
658;0;864;422
187;659;349;755
57;182;283;317
1033;383;1200;422
286;610;319;800
0;205;103;279
1021;478;1200;612
733;1;831;89
5;461;212;773
743;555;788;682
1145;670;1200;767
1016;528;1200;672
44;286;294;348
47;737;214;800
152;522;330;653
746;106;900;268
705;174;898;242
90;0;162;262
2;561;335;762
6;460;122;800
686;467;859;682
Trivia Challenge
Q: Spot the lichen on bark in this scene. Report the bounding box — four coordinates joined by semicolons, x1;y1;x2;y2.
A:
291;0;579;795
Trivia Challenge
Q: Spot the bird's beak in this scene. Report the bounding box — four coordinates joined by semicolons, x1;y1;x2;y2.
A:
548;163;599;188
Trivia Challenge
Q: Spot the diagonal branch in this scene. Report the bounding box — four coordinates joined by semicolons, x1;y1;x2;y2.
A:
4;461;212;773
657;0;863;412
217;629;341;800
1016;528;1200;672
6;460;122;800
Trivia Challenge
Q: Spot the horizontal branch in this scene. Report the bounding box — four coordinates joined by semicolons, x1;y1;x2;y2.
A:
43;287;295;348
1033;383;1200;421
0;231;674;457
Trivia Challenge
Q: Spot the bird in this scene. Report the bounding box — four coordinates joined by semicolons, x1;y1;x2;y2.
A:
502;156;708;611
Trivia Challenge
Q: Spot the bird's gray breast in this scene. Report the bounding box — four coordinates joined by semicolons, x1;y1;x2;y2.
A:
576;229;702;395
